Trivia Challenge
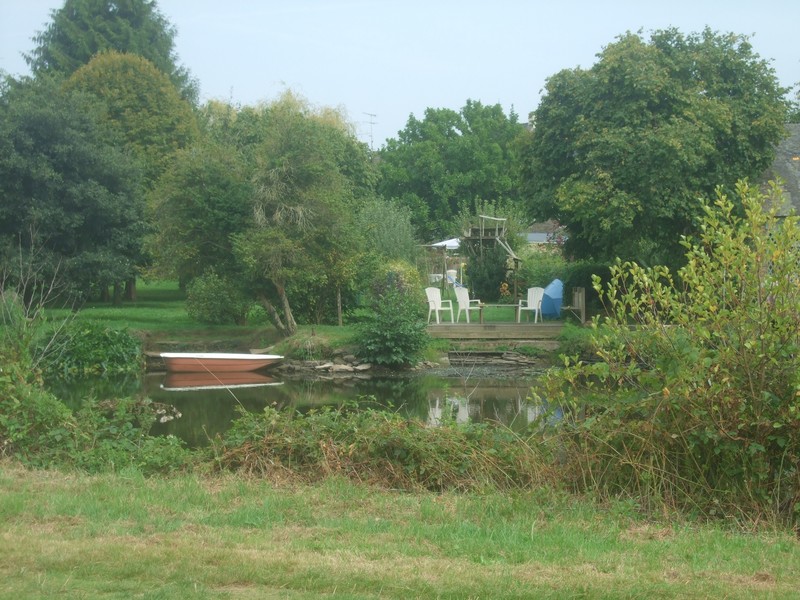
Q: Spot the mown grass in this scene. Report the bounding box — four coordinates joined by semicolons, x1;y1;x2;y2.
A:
1;461;798;599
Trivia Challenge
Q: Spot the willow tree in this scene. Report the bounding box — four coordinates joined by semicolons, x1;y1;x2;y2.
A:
234;92;376;335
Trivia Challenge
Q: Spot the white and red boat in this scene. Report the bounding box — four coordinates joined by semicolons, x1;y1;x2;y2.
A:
159;352;283;373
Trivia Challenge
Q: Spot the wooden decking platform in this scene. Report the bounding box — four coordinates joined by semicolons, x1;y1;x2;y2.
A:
426;322;563;340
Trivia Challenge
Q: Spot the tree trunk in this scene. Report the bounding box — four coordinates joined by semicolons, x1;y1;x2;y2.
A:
125;277;137;301
337;285;343;326
277;283;297;336
257;294;288;336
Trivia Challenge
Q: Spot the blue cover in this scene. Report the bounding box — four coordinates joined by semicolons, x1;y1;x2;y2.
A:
541;278;563;318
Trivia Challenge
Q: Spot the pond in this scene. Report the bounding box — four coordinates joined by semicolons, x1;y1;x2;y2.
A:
48;369;548;447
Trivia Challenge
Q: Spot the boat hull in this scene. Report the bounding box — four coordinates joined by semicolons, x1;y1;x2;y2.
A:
160;352;282;373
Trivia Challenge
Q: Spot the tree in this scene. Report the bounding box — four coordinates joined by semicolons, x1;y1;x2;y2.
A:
523;28;790;267
234;92;377;336
25;0;197;102
146;142;252;285
0;76;143;302
379;100;527;241
65;51;198;185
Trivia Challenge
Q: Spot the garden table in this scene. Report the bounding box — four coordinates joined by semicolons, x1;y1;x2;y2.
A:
477;303;520;324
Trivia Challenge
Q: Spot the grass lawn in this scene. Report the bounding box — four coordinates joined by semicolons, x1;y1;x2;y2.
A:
2;461;798;599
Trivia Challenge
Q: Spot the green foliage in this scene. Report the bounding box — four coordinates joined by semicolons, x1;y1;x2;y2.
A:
0;76;144;303
516;249;567;289
560;260;612;313
355;262;428;367
146;140;253;283
379;100;526;240
185;270;250;325
556;321;597;360
537;181;800;524
40;321;143;378
355;197;422;264
0;367;76;465
216;404;548;492
524;28;789;267
466;245;510;302
72;397;191;474
66;51;199;184
234;91;377;335
26;0;197;102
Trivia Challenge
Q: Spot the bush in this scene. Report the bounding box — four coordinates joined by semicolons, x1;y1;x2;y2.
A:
537;181;800;524
73;397;192;474
560;260;611;314
39;321;142;378
515;249;567;289
0;367;77;465
186;270;250;325
465;245;509;301
354;261;428;367
215;404;550;492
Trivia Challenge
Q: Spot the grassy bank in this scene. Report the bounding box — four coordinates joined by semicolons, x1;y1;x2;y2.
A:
2;461;799;599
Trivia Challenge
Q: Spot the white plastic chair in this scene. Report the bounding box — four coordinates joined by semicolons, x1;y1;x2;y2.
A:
517;287;544;323
454;286;481;323
425;287;454;324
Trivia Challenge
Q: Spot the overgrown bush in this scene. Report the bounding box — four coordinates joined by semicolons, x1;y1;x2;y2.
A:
39;320;143;378
354;261;429;367
536;181;800;524
560;260;611;314
0;365;77;465
73;397;192;474
214;404;550;491
465;245;509;301
186;270;250;325
515;249;567;289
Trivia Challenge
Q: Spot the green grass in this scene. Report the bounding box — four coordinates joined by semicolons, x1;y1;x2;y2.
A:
1;461;798;599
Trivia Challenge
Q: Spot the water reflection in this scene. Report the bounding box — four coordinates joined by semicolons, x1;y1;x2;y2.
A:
48;371;544;447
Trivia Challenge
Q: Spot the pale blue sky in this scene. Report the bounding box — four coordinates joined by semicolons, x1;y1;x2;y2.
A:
1;0;798;148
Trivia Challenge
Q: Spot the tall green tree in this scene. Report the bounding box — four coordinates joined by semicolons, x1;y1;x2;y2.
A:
0;76;143;302
522;28;790;266
65;51;198;185
147;142;252;285
379;100;526;241
234;92;377;335
25;0;197;102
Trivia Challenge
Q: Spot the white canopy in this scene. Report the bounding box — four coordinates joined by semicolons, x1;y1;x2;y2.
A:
429;238;460;250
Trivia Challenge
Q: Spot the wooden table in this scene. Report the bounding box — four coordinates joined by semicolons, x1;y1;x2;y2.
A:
477;303;520;324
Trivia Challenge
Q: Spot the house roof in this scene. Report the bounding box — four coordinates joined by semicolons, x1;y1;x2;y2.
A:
763;123;800;216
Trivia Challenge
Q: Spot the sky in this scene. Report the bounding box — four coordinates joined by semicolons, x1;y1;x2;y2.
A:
1;0;798;148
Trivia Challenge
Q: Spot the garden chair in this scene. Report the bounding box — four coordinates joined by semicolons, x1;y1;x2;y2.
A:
517;287;544;323
425;287;453;324
454;286;481;323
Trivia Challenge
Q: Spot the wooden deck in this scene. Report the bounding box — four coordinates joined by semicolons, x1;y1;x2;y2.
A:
426;322;563;340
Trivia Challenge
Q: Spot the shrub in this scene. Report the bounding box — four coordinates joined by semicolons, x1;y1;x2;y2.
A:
0;366;77;465
465;245;508;301
215;404;550;492
186;270;250;325
39;321;142;378
355;261;428;367
515;249;568;289
73;397;192;474
536;181;800;524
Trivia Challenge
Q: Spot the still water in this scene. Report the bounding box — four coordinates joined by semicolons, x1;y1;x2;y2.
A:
49;371;545;447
